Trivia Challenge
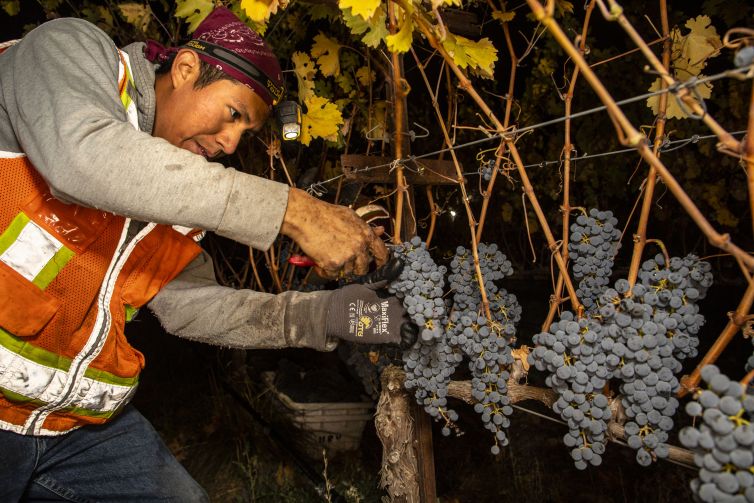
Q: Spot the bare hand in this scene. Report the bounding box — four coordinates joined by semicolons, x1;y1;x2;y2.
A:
280;188;389;278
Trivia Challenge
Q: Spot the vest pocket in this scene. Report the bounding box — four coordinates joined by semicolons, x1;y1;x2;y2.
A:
0;262;59;337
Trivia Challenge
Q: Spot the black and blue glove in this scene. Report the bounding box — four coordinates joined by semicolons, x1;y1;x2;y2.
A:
326;258;417;348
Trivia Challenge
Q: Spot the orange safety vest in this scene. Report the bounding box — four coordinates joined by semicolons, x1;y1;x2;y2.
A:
0;47;202;435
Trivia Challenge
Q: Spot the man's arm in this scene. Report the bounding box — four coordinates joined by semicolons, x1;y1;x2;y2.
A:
0;18;287;250
147;251;338;350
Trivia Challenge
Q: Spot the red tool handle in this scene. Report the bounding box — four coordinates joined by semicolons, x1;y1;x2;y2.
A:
288;254;316;267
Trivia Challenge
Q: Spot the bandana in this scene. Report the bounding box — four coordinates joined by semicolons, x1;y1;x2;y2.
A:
145;7;284;107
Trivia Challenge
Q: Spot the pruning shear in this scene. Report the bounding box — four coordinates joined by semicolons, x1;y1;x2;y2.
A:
287;204;391;269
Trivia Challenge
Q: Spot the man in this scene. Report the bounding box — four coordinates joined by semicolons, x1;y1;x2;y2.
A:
0;7;412;501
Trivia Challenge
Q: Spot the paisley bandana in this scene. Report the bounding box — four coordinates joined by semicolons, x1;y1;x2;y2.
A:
145;7;284;107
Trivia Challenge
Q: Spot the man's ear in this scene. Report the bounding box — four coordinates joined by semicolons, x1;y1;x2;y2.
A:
170;49;201;89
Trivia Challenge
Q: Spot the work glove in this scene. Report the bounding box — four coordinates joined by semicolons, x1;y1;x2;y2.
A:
326;258;418;348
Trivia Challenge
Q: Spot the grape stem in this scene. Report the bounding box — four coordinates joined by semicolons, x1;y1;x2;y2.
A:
524;0;754;275
401;0;585;317
626;0;670;290
387;1;409;245
542;0;596;331
644;239;671;271
409;47;494;320
679;279;754;396
476;0;518;242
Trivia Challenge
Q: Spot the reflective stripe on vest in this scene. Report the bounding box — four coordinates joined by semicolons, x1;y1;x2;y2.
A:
0;51;148;435
0;213;75;289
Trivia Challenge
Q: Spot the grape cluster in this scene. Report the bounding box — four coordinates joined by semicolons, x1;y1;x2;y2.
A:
389;237;460;427
597;280;679;466
638;253;713;361
568;209;622;312
449;244;520;453
480;159;495;181
680;365;754;502
529;311;613;468
338;343;390;400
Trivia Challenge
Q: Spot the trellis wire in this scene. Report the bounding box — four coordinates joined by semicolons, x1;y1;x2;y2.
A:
304;65;752;195
467;129;748;174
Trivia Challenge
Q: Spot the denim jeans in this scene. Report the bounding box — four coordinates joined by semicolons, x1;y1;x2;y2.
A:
0;406;209;502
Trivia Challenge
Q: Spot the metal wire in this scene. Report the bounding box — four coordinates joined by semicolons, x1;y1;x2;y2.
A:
511;403;697;471
468;130;748;174
303;65;752;194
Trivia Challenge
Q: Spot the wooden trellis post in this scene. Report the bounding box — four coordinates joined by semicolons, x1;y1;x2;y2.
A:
341;39;462;503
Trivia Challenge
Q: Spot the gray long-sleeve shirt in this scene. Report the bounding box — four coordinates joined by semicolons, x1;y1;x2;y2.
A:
0;18;334;350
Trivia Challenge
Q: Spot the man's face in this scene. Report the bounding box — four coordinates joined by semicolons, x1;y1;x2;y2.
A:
154;50;270;159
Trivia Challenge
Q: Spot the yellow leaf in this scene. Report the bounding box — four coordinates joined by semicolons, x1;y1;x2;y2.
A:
339;0;380;20
431;0;461;8
300;95;344;146
292;51;316;102
680;15;722;73
554;0;574;17
118;3;152;33
311;33;341;77
240;0;280;23
174;0;214;33
492;10;515;22
385;15;414;53
646;76;712;120
356;66;375;86
362;100;387;140
341;6;388;48
441;34;498;79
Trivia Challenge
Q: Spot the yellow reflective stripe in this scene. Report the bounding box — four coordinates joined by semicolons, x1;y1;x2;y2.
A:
32;245;75;289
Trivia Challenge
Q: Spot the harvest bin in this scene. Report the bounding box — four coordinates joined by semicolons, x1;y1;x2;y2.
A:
261;371;374;459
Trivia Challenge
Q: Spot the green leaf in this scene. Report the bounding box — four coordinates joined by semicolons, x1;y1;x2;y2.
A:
341;6;388;48
339;0;380;20
1;0;20;16
174;0;214;33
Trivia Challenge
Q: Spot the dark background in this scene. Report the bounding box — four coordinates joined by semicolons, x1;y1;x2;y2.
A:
2;0;754;501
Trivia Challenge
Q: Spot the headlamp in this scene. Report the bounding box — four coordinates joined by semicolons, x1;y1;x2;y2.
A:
274;100;302;141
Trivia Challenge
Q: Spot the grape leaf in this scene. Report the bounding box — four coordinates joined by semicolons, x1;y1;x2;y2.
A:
681;15;722;71
240;0;280;23
292;51;316;102
341;6;388;48
430;0;462;9
385;15;414;53
356;66;375;86
646;76;712;120
118;3;152;33
300;95;344;146
339;0;380;20
361;100;388;141
554;0;574;17
174;0;214;33
441;34;498;79
492;10;515;22
1;0;19;16
82;5;115;29
311;33;341;77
